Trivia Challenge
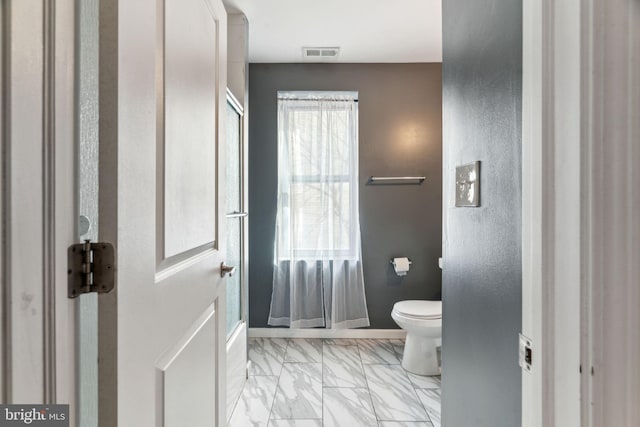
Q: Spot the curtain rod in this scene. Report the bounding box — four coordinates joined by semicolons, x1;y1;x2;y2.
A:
278;98;358;102
277;91;358;102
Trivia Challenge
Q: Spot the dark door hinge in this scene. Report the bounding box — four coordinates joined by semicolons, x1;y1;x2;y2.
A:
68;240;115;298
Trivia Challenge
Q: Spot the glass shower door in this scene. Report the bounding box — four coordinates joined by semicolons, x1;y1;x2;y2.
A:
225;89;248;419
225;91;245;337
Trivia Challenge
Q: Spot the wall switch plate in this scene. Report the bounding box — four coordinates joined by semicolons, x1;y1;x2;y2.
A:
455;161;480;207
519;333;533;372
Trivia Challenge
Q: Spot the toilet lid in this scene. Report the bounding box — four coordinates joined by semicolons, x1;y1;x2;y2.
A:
393;300;442;319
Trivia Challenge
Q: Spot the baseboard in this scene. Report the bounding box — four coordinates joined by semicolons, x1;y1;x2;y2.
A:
248;327;406;339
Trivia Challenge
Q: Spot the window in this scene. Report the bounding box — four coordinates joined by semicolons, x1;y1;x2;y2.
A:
270;91;369;329
276;91;359;260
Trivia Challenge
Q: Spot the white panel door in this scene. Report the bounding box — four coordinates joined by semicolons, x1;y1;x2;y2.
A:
97;0;228;425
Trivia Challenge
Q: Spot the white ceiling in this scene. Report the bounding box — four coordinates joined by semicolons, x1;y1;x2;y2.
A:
223;0;442;63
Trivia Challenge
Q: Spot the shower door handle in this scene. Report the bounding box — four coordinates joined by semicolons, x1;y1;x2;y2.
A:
226;211;248;218
220;262;236;278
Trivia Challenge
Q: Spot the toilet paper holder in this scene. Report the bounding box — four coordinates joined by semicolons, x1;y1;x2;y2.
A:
390;257;412;276
389;258;412;265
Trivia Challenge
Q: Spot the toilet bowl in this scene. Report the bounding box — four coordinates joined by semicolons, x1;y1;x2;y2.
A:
391;300;442;376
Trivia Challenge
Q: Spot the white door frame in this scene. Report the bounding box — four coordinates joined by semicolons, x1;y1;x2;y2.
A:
522;0;582;425
1;0;77;420
1;0;6;402
522;0;640;426
581;0;640;424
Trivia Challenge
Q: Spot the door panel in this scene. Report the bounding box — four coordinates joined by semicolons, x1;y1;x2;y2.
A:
158;305;217;427
98;0;227;425
163;0;218;258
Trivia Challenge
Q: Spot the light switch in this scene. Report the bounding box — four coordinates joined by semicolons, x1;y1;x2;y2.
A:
455;161;480;207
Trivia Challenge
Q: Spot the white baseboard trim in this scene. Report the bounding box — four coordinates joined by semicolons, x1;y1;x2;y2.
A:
248;327;406;340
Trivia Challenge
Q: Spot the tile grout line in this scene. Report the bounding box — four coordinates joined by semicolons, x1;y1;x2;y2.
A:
357;339;379;424
247;337;438;427
370;339;436;425
408;372;436;426
271;338;325;423
266;338;288;424
391;338;437;425
414;389;435;425
395;339;435;426
321;339;324;426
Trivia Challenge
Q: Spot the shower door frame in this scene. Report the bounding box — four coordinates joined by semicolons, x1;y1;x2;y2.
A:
224;88;249;420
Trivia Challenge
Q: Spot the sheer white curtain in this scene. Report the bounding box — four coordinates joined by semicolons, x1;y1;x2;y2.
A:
268;92;370;329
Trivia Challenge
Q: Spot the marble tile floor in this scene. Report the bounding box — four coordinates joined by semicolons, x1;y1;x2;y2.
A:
229;338;441;427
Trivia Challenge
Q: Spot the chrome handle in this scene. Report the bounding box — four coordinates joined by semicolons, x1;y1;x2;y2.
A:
226;211;248;218
220;262;236;278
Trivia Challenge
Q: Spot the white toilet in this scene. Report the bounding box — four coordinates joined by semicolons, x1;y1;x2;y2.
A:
391;300;442;376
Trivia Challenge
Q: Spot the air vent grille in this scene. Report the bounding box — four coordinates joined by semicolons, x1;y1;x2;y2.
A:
303;47;340;61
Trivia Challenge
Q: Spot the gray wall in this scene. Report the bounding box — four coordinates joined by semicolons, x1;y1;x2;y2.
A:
248;63;442;328
441;0;523;426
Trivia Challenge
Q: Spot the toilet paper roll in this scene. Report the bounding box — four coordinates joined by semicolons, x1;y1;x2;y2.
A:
392;257;412;276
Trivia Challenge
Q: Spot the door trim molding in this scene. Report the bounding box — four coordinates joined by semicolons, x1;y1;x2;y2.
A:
97;0;119;424
1;0;61;404
522;0;582;425
0;0;76;412
0;0;7;404
523;0;640;426
43;0;58;403
155;244;216;283
582;0;640;424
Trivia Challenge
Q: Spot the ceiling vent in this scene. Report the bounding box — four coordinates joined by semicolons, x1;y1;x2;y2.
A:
302;47;340;61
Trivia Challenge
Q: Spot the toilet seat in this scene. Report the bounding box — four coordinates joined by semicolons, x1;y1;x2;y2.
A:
392;300;442;320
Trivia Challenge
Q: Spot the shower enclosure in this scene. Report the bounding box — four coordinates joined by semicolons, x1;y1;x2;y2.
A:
225;89;248;417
